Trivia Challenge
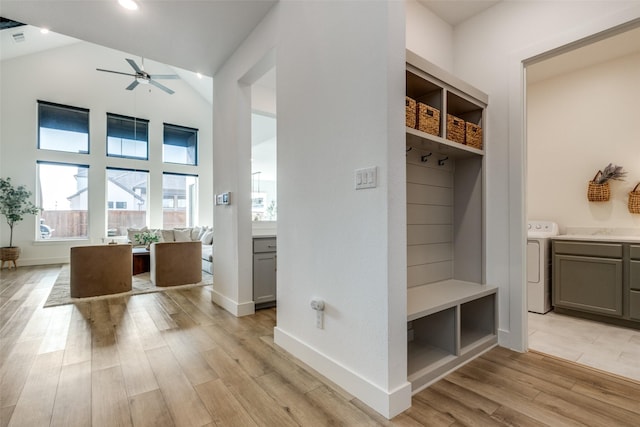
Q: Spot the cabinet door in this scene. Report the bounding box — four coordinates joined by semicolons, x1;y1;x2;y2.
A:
553;255;623;317
631;260;640;291
253;253;276;305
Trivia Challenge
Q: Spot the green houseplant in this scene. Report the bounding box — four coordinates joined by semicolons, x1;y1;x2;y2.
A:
0;177;41;269
134;230;160;249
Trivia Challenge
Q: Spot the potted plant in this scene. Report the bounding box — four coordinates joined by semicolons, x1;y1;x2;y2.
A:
0;177;41;269
134;230;160;250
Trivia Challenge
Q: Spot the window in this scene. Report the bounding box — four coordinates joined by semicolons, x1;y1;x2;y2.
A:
163;123;197;165
162;173;197;228
106;168;148;236
38;101;89;153
37;162;89;239
107;113;149;160
251;112;277;221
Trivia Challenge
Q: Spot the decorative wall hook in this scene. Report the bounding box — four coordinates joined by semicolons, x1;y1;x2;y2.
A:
438;157;448;166
421;153;432;163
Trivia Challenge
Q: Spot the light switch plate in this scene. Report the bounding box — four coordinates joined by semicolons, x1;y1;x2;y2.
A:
355;167;377;190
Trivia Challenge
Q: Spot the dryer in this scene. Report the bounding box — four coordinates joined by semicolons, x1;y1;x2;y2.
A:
527;221;559;314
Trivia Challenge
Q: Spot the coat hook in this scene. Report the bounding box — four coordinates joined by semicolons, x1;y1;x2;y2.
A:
421;153;432;163
438;157;448;166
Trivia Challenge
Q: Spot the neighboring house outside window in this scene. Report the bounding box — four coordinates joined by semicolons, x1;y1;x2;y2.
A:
163;123;197;165
106;168;148;237
107;113;149;160
38;101;89;154
37;162;89;239
162;172;197;229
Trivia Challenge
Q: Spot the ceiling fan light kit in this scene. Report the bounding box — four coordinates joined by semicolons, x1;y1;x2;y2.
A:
97;58;179;94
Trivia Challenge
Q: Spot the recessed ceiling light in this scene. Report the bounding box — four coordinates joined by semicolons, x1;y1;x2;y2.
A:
118;0;139;11
197;73;203;79
40;28;50;34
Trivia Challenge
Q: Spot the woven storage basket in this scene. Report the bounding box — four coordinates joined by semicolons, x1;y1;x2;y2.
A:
405;96;417;128
629;183;640;214
446;114;465;145
465;122;483;149
417;103;440;136
587;171;610;202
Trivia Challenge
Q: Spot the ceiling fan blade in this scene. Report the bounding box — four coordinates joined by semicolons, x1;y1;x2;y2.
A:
97;68;136;77
126;58;142;73
126;80;139;91
149;74;180;80
148;79;175;95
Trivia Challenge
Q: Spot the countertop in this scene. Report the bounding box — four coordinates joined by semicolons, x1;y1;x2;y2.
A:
551;227;640;243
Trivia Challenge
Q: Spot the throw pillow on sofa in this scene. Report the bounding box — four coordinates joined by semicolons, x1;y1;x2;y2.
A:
200;230;214;245
174;228;192;242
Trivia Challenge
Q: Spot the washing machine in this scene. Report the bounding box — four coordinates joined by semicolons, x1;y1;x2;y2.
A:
527;221;559;314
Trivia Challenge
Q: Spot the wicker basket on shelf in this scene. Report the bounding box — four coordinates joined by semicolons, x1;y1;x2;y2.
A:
446;114;465;145
629;183;640;214
417;103;440;136
406;96;417;128
587;171;610;202
465;122;483;149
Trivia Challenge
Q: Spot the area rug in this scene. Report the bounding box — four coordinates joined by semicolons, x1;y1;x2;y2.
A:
43;266;213;308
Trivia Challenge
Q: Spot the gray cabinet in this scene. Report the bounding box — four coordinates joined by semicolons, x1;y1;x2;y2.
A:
253;237;276;308
553;240;640;327
631;245;640;320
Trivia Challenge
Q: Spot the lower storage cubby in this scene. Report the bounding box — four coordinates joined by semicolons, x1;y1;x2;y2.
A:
460;294;496;353
408;307;456;376
407;281;497;393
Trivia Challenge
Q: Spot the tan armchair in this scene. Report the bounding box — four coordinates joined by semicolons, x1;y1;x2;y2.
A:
150;241;202;287
70;244;132;298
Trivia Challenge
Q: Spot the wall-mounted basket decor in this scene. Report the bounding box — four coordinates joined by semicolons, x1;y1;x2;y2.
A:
629;183;640;214
587;171;610;202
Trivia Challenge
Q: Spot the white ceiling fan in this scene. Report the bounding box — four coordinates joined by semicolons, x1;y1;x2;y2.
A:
97;57;179;94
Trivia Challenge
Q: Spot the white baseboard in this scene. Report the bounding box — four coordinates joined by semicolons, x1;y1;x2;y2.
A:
210;289;255;317
274;327;412;419
15;257;69;266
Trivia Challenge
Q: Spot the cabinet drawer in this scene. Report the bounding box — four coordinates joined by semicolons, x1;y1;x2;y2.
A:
253;237;277;253
630;291;640;320
553;241;622;258
631;245;640;260
631;261;640;291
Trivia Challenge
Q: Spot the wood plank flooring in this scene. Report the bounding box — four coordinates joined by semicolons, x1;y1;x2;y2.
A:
1;265;639;426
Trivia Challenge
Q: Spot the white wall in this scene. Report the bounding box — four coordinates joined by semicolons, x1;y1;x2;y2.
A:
405;0;453;72
451;1;640;350
528;53;640;230
211;1;410;418
0;42;213;264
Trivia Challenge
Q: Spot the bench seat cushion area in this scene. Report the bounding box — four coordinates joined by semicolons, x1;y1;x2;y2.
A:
151;241;202;287
70;244;133;298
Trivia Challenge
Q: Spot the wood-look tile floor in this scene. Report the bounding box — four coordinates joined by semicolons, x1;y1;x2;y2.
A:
2;265;640;426
528;310;640;382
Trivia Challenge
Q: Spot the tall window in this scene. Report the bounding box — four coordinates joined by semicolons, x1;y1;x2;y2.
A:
162;173;197;228
163;123;198;165
106;168;148;237
251;112;277;221
38;101;89;153
37;162;89;239
107;113;149;160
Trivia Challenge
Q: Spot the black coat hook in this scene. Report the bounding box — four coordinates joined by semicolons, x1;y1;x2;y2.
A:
438;157;448;166
421;153;432;163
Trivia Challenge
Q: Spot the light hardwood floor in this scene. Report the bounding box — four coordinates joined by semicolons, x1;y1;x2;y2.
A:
2;265;640;426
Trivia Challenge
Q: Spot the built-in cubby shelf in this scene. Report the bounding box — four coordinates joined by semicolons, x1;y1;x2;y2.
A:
405;49;496;393
406;127;483;159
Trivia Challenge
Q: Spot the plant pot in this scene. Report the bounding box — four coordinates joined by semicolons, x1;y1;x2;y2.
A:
1;246;21;270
